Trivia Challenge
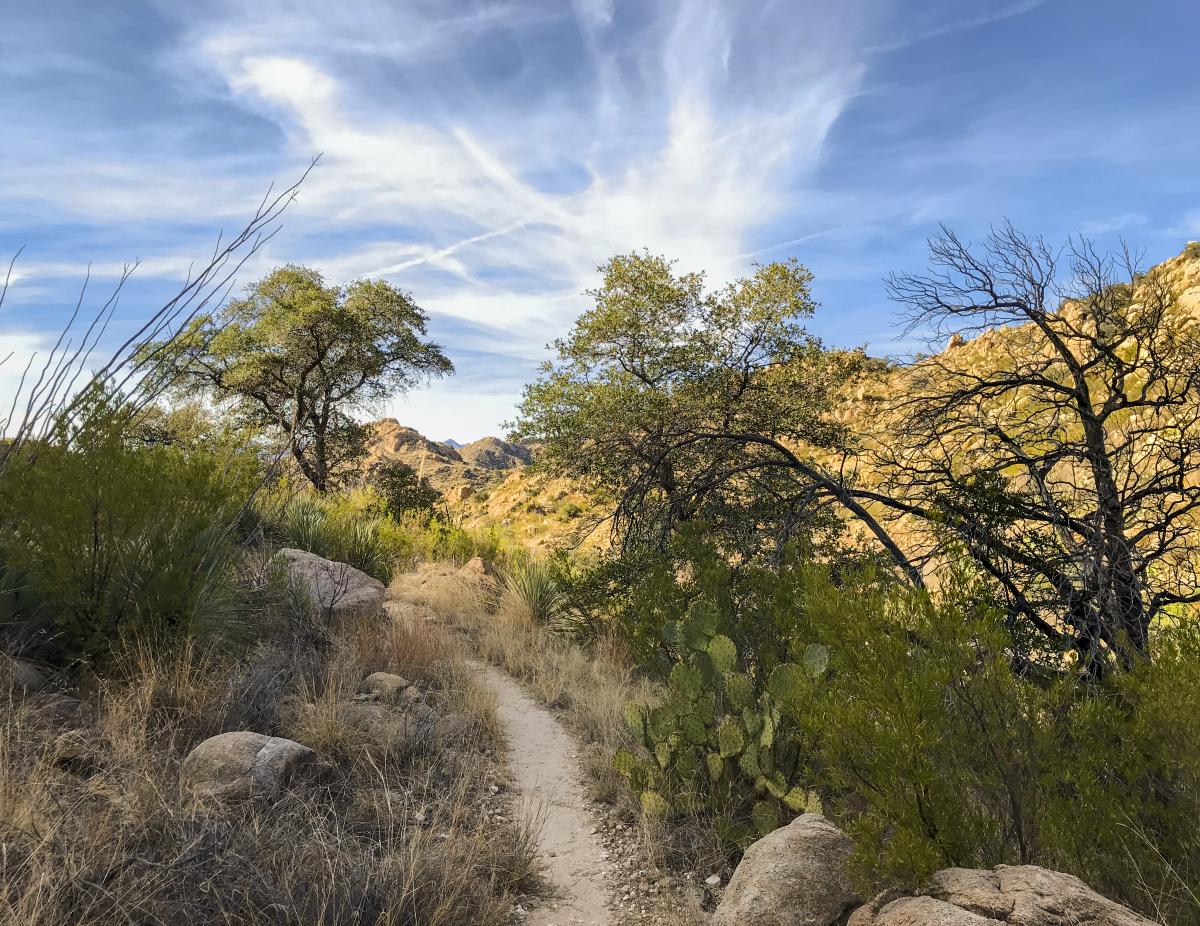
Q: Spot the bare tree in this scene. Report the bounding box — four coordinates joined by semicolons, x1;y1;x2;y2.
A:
872;224;1200;671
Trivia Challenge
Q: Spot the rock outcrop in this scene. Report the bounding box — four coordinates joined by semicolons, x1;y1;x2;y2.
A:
715;817;1153;926
457;436;532;471
712;813;860;926
181;731;314;802
274;548;385;617
848;866;1155;926
459;556;497;582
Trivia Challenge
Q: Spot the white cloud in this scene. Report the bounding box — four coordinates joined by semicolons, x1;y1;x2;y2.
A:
1079;213;1148;236
0;1;958;436
0;331;49;436
183;2;868;347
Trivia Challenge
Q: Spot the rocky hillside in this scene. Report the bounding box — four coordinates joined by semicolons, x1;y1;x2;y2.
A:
364;418;605;549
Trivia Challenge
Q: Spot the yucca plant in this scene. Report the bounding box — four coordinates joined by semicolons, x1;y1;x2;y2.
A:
271;495;398;582
501;560;563;625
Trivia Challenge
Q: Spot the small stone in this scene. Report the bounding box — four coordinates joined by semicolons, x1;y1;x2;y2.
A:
705;874;722;886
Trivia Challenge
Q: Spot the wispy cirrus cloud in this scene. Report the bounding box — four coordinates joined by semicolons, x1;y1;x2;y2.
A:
2;0;1198;438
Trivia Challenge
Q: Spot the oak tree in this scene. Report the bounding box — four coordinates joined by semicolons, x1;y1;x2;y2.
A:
148;266;452;491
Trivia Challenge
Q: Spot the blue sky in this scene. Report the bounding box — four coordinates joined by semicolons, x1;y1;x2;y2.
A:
2;0;1198;440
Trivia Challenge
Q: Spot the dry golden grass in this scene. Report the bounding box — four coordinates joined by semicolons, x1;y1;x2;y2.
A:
0;608;538;925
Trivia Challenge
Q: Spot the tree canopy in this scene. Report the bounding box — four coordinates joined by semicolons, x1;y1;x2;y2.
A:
146;265;452;491
520;235;1200;672
514;252;870;562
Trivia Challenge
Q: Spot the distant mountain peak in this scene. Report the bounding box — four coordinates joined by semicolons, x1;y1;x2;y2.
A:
443;438;463;448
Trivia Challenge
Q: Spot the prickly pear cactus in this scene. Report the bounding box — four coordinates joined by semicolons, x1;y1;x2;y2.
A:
612;596;829;845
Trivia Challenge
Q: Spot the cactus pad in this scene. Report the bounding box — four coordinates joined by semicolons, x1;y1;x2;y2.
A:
783;786;808;811
686;598;721;635
681;713;708;745
670;662;703;701
752;799;780;836
649;706;675;741
723;672;753;709
624;701;646;740
682;621;710;652
768;662;807;708
640;790;670;817
613;747;638;777
739;744;761;778
759;711;775;748
706;634;737;673
717;718;745;758
803;643;830;678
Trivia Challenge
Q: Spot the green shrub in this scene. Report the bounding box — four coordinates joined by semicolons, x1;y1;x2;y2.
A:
795;568;1200;922
0;404;257;662
615;597;825;846
369;459;443;518
598;534;1200;922
409;516;520;569
262;487;526;582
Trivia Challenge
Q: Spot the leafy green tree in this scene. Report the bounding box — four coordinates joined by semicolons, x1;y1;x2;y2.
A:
370;459;443;518
514;251;894;569
147;266;452;492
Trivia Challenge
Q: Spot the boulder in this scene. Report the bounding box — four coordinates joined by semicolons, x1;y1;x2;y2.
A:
1;656;48;694
445;483;474;504
33;692;93;725
181;731;314;802
712;813;860;926
359;671;412;704
325;701;422;751
274;548;386;617
848;895;997;926
459;556;497;582
848;865;1154;926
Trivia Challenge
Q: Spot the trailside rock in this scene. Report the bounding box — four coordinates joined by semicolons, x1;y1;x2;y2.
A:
459;556;497;582
181;731;314;802
848;895;999;926
1;656;48;694
848;865;1154;926
933;865;1152;926
360;671;411;703
275;548;386;617
712;813;860;926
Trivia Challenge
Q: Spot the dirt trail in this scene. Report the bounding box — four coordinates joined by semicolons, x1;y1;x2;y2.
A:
472;660;615;926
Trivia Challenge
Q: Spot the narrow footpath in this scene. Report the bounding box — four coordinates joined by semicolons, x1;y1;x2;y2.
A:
471;660;615;926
